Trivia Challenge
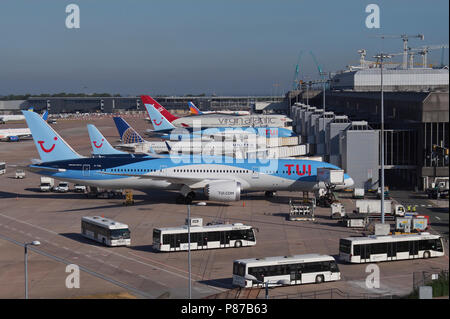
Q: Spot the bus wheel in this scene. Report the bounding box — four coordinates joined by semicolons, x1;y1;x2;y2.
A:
234;240;242;248
315;275;324;283
423;251;430;259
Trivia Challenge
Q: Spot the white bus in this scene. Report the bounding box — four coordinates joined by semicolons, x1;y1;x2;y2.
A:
339;232;445;263
0;162;5;175
152;220;257;252
232;254;340;288
81;216;131;247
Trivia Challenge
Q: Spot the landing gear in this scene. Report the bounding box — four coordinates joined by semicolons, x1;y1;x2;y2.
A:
265;191;276;198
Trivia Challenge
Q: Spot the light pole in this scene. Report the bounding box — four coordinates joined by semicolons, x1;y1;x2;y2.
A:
374;53;391;224
187;205;192;299
24;240;40;299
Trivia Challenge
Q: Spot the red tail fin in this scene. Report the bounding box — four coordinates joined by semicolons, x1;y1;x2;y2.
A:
140;95;179;122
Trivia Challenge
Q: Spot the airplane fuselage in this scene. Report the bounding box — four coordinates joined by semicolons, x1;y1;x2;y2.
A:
28;156;353;193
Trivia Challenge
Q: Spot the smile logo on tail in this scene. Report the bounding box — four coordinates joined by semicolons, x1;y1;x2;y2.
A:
38;137;57;153
153;118;162;126
93;139;104;148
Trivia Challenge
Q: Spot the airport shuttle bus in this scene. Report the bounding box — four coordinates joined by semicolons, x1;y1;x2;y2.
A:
232;254;340;288
152;221;256;252
339;233;445;263
81;216;131;247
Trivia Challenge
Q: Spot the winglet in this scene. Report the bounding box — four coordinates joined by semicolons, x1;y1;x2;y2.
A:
41;110;49;121
87;124;127;155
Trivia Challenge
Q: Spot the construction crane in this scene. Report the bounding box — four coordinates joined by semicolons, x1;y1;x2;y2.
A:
408;44;449;68
292;51;304;90
375;34;425;69
309;51;329;110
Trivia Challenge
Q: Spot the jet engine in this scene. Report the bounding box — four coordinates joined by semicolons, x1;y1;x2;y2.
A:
204;181;241;202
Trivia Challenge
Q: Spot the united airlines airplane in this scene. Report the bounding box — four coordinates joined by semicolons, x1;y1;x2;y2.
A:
22;110;353;204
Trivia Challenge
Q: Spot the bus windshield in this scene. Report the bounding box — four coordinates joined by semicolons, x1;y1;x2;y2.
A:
233;262;246;277
110;229;130;239
339;239;351;254
153;229;161;244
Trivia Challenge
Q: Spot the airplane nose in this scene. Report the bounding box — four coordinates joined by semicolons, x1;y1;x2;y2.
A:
345;177;354;188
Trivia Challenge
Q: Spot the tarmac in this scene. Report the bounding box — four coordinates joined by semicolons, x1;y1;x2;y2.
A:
0;116;448;299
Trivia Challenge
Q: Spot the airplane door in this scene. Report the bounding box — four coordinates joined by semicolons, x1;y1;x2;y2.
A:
160;165;167;176
82;164;90;177
251;167;259;179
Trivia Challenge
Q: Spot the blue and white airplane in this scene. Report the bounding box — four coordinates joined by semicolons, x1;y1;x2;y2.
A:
144;100;296;141
87;123;167;158
22;110;353;204
0;110;48;142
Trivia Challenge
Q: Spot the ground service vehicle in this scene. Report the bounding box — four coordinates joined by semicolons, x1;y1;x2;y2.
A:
355;200;405;217
81;216;131;246
153;218;256;252
0;162;5;175
232;254;340;288
55;182;69;192
339;233;444;263
40;177;54;192
74;184;87;193
15;169;25;179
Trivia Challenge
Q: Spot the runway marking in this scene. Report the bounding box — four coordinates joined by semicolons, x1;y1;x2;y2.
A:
0;213;225;292
123;269;133;274
62;246;69;250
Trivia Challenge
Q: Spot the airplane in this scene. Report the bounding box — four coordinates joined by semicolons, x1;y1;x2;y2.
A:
0;110;48;141
142;95;293;128
0;107;34;124
143;96;296;140
188;101;250;116
87;123;166;159
113;115;268;157
112;116;171;153
21;110;354;204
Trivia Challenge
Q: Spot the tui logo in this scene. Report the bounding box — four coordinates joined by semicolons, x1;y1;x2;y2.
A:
93;139;104;148
284;164;311;176
38;137;57;153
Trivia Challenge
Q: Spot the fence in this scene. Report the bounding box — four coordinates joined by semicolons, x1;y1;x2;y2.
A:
413;269;449;290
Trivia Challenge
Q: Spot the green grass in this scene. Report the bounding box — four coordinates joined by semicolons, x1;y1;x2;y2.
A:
407;271;449;299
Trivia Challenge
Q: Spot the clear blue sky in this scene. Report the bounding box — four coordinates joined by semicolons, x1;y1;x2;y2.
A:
0;0;448;96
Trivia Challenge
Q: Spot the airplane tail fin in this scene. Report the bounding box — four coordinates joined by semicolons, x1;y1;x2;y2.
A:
41;110;49;121
142;100;177;132
188;102;203;115
87;124;127;155
141;95;179;122
112;117;145;144
22;110;83;162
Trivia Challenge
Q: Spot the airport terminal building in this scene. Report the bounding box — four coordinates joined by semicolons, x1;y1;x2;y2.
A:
289;67;449;191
